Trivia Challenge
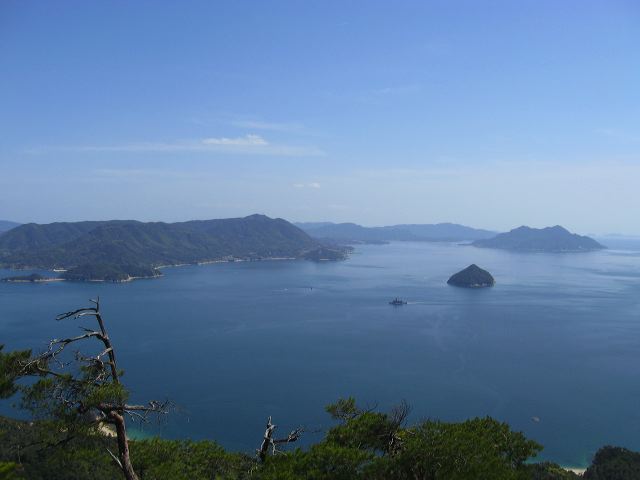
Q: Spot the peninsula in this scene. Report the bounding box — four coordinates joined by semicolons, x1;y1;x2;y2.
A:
0;215;349;282
0;273;63;283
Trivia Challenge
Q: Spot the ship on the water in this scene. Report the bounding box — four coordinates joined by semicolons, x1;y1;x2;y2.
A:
389;297;407;306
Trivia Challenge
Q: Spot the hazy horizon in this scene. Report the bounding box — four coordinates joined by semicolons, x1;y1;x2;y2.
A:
3;213;638;238
2;1;639;234
4;3;640;476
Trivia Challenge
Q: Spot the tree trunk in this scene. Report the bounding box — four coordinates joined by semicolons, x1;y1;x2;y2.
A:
258;416;276;462
110;411;139;480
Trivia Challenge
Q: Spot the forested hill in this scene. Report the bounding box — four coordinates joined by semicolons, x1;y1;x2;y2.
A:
0;220;20;235
0;215;347;281
296;222;497;244
472;225;605;252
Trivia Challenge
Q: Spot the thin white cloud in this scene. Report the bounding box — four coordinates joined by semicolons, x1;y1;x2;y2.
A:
202;134;268;146
93;168;203;180
23;135;325;157
293;182;321;189
189;115;309;134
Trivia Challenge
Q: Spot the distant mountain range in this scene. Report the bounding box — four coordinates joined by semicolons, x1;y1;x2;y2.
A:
0;215;348;281
0;216;609;282
0;220;20;234
592;235;640;251
297;221;605;253
295;222;497;243
472;226;605;252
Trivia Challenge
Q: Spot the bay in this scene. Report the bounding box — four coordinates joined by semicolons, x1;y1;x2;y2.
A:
1;241;640;468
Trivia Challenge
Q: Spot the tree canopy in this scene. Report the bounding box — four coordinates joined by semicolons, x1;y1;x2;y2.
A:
0;303;634;479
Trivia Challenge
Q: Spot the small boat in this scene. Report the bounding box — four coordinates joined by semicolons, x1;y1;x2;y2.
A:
389;297;407;306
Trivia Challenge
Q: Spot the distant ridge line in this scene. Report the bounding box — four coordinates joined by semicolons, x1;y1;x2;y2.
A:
0;214;349;281
295;221;497;243
472;225;604;252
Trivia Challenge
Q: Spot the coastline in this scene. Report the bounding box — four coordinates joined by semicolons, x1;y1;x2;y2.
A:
1;278;65;284
80;273;163;283
564;467;586;476
2;254;336;284
158;255;308;270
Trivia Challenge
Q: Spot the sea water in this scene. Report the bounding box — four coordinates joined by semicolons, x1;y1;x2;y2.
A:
1;241;639;467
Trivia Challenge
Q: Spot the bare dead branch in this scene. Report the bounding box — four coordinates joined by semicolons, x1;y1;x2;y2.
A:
123;400;171;413
257;416;303;461
56;307;98;321
362;401;379;414
385;400;411;455
273;427;304;444
19;299;172;480
96;347;113;359
107;448;123;470
41;300;143;480
390;399;411;428
124;410;148;423
45;332;104;356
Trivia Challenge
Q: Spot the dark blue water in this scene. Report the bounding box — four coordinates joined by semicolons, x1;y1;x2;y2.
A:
2;242;640;468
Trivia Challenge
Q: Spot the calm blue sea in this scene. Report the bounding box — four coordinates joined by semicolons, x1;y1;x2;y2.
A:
2;241;640;468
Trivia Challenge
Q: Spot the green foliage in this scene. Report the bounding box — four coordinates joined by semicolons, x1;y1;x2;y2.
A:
0;415;119;480
0;416;252;480
0;462;24;480
130;438;253;480
1;387;635;480
17;358;128;428
372;417;541;480
1;318;133;444
326;410;398;454
0;409;636;480
260;399;543;480
61;264;160;282
325;397;360;421
583;446;640;479
0;346;31;399
258;444;373;480
0;215;330;280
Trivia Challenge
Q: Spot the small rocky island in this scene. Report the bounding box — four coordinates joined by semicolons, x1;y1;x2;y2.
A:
447;264;495;288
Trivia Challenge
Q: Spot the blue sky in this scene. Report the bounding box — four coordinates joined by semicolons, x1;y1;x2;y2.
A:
1;1;639;233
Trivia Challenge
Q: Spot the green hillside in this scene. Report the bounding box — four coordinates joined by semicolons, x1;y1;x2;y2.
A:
473;226;605;252
0;215;347;281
